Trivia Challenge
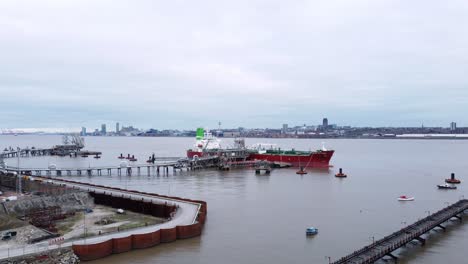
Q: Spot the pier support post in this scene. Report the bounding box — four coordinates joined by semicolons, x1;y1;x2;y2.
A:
137;167;140;175
453;214;462;221
147;167;150;175
437;224;446;231
415;236;426;246
386;253;398;262
108;168;111;175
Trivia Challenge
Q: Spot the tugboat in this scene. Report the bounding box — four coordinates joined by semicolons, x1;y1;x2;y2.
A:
118;153;125;159
445;173;461;184
306;227;318;235
94;154;101;159
129;155;137;162
437;184;457;190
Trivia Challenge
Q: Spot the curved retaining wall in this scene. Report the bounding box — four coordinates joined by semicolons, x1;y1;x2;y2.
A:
49;179;207;261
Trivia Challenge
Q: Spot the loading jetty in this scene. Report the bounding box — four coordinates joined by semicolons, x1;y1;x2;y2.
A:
3;156;220;177
332;199;468;264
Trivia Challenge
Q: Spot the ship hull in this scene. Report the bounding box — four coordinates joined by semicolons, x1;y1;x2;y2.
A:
188;149;334;168
187;150;206;158
248;150;334;168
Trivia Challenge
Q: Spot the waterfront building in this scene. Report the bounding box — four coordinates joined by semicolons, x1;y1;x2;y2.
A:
101;124;107;135
81;127;86;136
116;122;120;134
450;122;457;132
323;118;328;128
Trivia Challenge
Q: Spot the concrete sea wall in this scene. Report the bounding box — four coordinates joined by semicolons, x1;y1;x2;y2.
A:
49;180;207;261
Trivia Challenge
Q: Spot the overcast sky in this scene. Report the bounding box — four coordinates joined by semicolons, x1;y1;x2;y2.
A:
1;0;467;131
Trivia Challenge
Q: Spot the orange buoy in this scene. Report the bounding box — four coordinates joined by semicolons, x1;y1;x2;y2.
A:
335;168;347;178
296;167;307;175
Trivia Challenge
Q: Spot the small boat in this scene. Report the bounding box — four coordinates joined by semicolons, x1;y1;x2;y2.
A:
306;227;318;235
129;158;137;162
437;184;457;189
81;154;88;158
94;155;101;159
118;154;125;159
398;195;414;201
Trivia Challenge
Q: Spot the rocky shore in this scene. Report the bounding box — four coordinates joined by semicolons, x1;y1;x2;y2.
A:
0;247;79;264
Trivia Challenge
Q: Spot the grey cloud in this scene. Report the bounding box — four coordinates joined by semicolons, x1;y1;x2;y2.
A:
1;0;468;129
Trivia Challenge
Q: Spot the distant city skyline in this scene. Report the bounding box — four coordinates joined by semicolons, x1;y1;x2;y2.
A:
1;1;468;128
0;119;464;134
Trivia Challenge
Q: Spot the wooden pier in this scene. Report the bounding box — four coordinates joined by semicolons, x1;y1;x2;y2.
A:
332;199;468;264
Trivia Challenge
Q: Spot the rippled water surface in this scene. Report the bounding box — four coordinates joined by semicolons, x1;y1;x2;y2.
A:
1;135;467;264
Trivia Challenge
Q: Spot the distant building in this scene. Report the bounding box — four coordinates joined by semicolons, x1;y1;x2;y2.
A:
116;122;120;134
81;127;86;136
224;131;241;137
101;124;107;135
450;122;457;132
120;126;140;136
323;118;328;128
282;124;288;133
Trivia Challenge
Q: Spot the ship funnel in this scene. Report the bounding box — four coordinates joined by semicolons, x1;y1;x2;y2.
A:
196;128;204;140
321;142;327;151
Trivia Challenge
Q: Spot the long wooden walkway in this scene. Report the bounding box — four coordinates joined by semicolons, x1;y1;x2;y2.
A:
2;156;219;176
332;199;468;264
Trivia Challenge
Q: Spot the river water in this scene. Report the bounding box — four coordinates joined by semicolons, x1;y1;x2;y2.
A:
1;135;467;264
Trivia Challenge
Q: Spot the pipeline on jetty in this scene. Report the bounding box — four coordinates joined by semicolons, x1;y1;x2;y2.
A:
3;155;220;177
332;199;468;264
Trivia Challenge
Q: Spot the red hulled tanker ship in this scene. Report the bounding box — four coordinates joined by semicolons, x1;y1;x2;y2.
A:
187;128;334;168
